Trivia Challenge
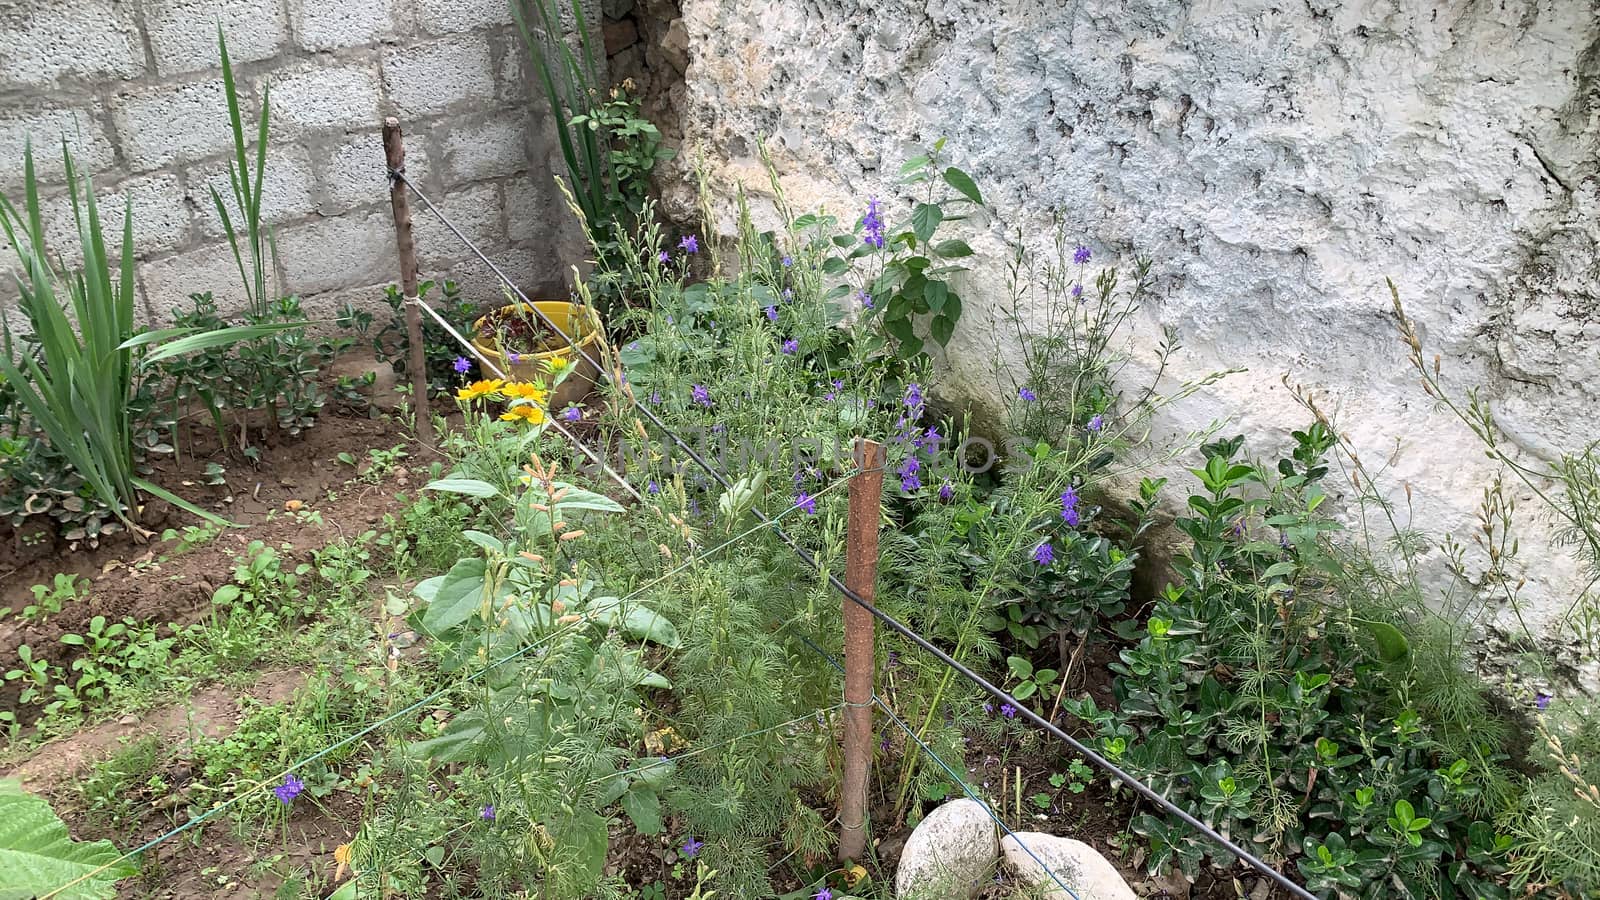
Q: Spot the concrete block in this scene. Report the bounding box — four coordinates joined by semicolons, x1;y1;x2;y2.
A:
42;173;194;265
425;247;551;308
296;281;395;337
268;63;384;134
112;80;236;170
187;144;318;239
316;130;430;215
139;242;254;319
503;174;562;243
412;182;504;268
0;0;144;87
277;210;399;296
146;0;287;75
440;113;532;187
0;106;118;187
417;0;511;35
382;36;496;118
291;0;398;51
496;36;532;103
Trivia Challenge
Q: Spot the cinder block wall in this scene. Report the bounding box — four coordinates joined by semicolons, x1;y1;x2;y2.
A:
0;0;582;328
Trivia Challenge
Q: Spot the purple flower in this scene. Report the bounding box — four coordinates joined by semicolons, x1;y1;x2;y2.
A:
939;480;954;501
1000;703;1017;719
782;338;800;355
984;702;995;714
782;287;794;301
888;650;900;668
452;357;471;374
904;382;924;410
679;234;699;254
1087;414;1104;432
562;406;582;422
1536;692;1552;711
274;773;305;805
508;351;521;364
797;492;817;515
649;389;662;405
899;456;922;492
1018;387;1037;402
765;305;779;322
815;888;834;900
647;480;660;494
1033;542;1055;565
480;804;495;821
1073;245;1092;265
657;250;670;264
1071;284;1084;300
782;255;793;267
862;197;886;249
1061;486;1080;526
859;289;874;309
681;837;704;858
691;384;712;408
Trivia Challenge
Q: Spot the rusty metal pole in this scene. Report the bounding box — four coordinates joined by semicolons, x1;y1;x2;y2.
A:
839;438;884;862
382;117;434;447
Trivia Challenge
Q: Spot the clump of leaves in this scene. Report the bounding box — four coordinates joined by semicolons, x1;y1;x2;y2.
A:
0;778;137;898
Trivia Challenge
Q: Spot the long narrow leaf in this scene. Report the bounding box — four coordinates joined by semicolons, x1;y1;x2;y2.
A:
135;321;312;363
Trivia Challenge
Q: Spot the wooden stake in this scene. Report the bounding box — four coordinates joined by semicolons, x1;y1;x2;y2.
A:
839;438;884;863
382;117;434;447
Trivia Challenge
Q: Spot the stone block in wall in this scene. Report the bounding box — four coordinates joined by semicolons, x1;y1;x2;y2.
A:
316;131;430;216
416;0;513;35
0;105;118;188
382;36;497;118
412;182;504;268
41;173;194;265
187;145;317;239
139;242;253;319
503;174;561;245
497;37;532;104
428;247;551;307
440;114;533;187
112;80;236;171
277;210;399;296
0;0;143;87
267;63;384;134
291;0;399;52
295;281;395;335
146;0;287;75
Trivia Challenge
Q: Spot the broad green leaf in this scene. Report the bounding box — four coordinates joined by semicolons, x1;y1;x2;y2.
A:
911;203;943;244
424;478;500;499
420;558;488;633
821;256;848;275
620;786;662;835
934;239;974;258
550;809;609;884
0;779;137;899
411;575;447;603
943;166;983;205
930;314;956;346
924;280;949;314
461;530;504;554
586;597;681;648
1365;621;1410;663
551;485;625;515
406;711;486;763
126;321;308;363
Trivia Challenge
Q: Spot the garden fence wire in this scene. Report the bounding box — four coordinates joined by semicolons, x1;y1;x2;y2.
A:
388;168;1320;900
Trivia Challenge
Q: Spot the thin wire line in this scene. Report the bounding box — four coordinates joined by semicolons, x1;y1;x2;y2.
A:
792;631;1082;900
388;171;1317;900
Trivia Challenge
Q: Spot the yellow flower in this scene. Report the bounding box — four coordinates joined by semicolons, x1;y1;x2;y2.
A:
502;381;549;403
456;379;504;401
546;356;572;373
499;404;546;425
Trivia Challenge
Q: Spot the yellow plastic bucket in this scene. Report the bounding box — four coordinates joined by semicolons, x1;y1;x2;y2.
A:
470;301;603;412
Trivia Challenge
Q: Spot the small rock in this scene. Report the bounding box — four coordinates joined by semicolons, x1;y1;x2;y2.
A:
660;17;688;73
1248;878;1272;900
118;714;139;725
603;19;638;54
1001;832;1136;900
894;798;998;898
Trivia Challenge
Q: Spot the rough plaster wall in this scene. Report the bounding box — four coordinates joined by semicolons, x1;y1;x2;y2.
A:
0;0;585;329
672;0;1600;682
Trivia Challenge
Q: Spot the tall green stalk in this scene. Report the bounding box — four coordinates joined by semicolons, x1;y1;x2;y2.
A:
0;143;140;526
213;27;274;319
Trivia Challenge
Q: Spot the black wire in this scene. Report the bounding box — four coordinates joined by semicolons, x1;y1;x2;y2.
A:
389;169;1319;900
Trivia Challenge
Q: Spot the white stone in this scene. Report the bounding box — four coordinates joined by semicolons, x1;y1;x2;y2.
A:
1001;832;1136;900
146;0;287;74
186;145;318;239
893;798;998;898
112;80;236;170
674;0;1600;681
416;0;512;35
0;106;118;187
439;114;533;187
291;0;397;51
316;130;430;216
382;36;497;118
277;210;399;296
0;0;143;87
267;64;383;134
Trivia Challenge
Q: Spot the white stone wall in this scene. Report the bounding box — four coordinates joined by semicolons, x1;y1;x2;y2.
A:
0;0;581;324
672;0;1600;673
